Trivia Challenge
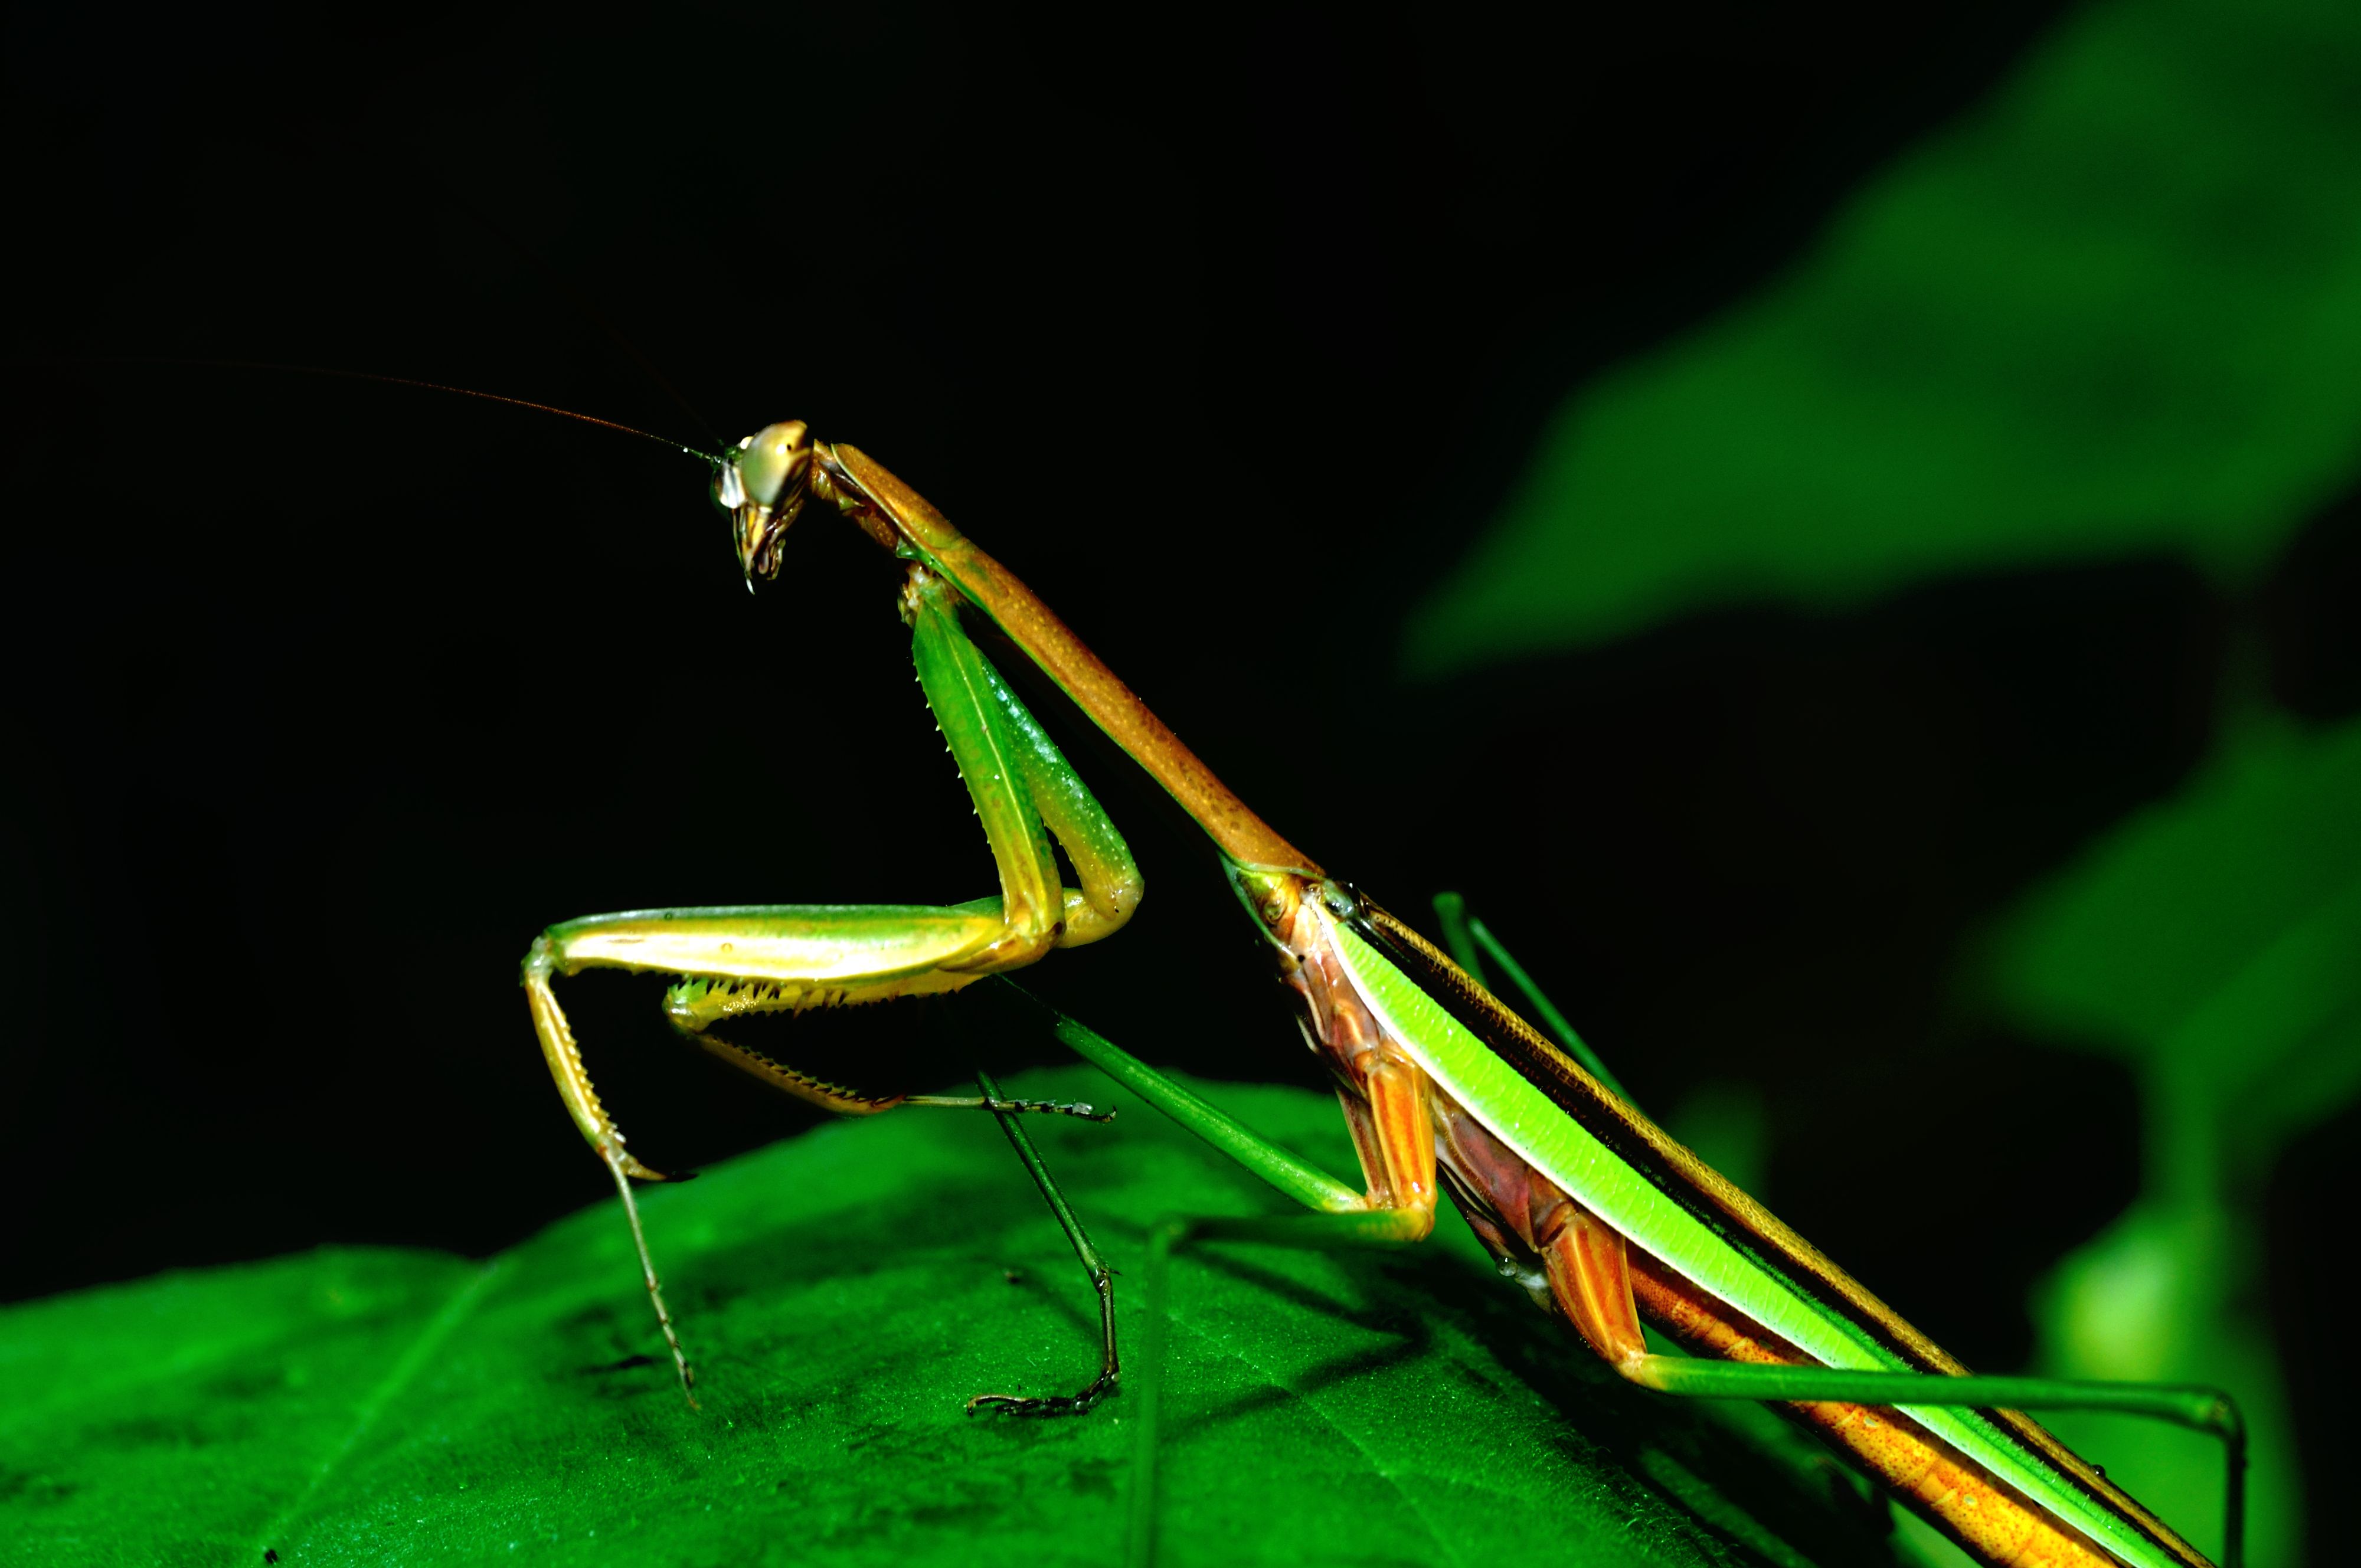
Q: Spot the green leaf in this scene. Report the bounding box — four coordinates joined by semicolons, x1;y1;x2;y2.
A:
1;1068;1909;1568
1987;713;2361;1168
1405;0;2361;676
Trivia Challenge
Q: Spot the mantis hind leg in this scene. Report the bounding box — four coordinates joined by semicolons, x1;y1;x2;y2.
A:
1541;1207;2242;1568
1441;894;2245;1568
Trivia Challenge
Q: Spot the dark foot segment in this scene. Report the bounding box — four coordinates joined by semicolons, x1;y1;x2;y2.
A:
905;1093;1119;1122
994;1096;1117;1122
966;1367;1119;1418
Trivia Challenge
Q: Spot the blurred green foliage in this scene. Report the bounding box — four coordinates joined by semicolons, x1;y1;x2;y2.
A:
1404;1;2361;1563
0;1069;1908;1568
1405;0;2361;676
1991;716;2361;1184
1982;715;2361;1568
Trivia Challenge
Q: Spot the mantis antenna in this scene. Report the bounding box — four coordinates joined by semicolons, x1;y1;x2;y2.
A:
23;355;720;464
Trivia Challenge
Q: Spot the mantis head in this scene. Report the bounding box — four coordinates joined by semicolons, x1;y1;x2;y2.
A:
714;420;815;585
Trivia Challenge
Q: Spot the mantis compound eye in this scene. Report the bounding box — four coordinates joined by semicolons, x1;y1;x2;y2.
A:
717;420;813;585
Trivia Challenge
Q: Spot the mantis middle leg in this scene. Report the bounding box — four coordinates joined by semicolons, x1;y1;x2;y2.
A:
980;986;1444;1568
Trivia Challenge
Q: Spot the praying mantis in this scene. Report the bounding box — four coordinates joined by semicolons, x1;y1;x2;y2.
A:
518;417;2246;1568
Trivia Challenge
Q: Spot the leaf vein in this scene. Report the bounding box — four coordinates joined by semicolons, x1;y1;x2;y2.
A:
1164;1302;1473;1568
247;1256;508;1557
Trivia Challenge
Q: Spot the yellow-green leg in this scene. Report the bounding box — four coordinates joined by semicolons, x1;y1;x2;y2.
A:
520;566;1141;1402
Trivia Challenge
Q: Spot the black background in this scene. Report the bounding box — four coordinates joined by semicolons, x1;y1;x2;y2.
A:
6;0;2355;1538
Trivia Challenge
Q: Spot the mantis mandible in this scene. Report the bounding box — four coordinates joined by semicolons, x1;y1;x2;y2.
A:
521;418;2245;1568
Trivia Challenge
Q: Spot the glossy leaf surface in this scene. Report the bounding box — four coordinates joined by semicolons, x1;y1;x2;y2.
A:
0;1069;1910;1567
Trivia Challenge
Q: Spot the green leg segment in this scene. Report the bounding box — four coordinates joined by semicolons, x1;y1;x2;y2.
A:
966;1068;1123;1416
1125;1207;1438;1568
1431;892;1631;1102
993;981;1364;1216
1630;1358;2244;1568
989;981;1430;1568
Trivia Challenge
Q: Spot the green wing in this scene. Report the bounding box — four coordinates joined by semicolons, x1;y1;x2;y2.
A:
1328;918;2181;1568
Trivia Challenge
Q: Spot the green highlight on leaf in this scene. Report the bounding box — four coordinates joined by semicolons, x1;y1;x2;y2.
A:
1988;716;2361;1158
1405;0;2361;677
2;1069;1918;1568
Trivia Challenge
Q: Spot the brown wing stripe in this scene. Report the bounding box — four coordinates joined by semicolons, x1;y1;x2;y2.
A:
1355;898;2213;1568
